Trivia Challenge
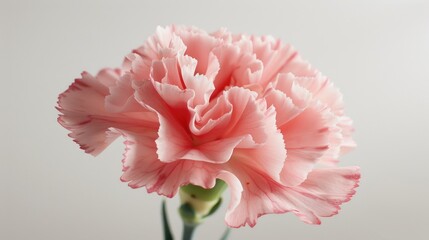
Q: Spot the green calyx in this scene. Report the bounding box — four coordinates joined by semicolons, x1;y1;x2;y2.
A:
179;179;227;225
181;179;227;201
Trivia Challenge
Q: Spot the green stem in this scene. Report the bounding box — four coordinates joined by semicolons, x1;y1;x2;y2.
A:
220;227;231;240
161;200;174;240
182;223;197;240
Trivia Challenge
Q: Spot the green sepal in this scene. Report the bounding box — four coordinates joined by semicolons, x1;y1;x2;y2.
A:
179;202;198;224
203;197;222;218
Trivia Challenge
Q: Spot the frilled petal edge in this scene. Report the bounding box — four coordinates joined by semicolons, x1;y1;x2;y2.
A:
57;70;121;156
221;165;360;228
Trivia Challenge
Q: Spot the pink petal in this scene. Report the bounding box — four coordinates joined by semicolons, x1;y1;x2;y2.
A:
134;26;186;65
249;35;299;86
179;55;216;107
290;167;361;222
172;25;221;75
136;79;238;165
221;164;289;227
209;44;243;98
204;52;221;82
97;68;121;87
134;80;193;163
230;124;286;182
216;87;269;145
151;57;186;88
264;88;303;126
221;164;360;227
197;87;286;170
210;43;263;99
216;171;243;221
273;73;351;165
264;73;312;126
273;73;311;109
295;75;356;163
105;73;143;113
189;94;233;137
293;74;344;115
277;52;319;77
120;131;222;198
129;26;187;82
210;27;233;42
280;103;341;186
57;70;159;156
57;71;121;156
180;137;243;164
206;86;288;194
193;87;271;145
338;116;357;155
231;53;263;88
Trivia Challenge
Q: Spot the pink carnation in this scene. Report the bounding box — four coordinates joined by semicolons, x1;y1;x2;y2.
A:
57;25;360;227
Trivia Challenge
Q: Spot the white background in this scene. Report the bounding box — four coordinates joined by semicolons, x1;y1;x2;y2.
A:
1;0;428;239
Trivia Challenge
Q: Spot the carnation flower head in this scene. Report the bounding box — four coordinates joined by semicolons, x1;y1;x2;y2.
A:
57;25;360;228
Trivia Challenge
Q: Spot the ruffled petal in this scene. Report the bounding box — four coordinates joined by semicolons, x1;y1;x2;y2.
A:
172;25;221;75
289;167;361;223
280;103;341;186
264;88;303;127
338;116;356;155
120;131;222;198
180;137;243;164
57;70;158;155
222;164;360;227
57;70;121;155
272;73;351;166
209;44;243;98
189;89;233;137
214;87;269;145
295;75;355;163
134;26;186;69
134;80;193;163
249;35;299;87
210;43;263;99
105;73;143;113
179;55;216;107
293;74;344;114
276;52;319;77
264;73;311;126
209;27;233;42
264;73;343;185
136;79;237;165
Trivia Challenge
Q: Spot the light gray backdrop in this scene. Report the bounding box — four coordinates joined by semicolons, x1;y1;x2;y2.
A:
1;0;428;239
